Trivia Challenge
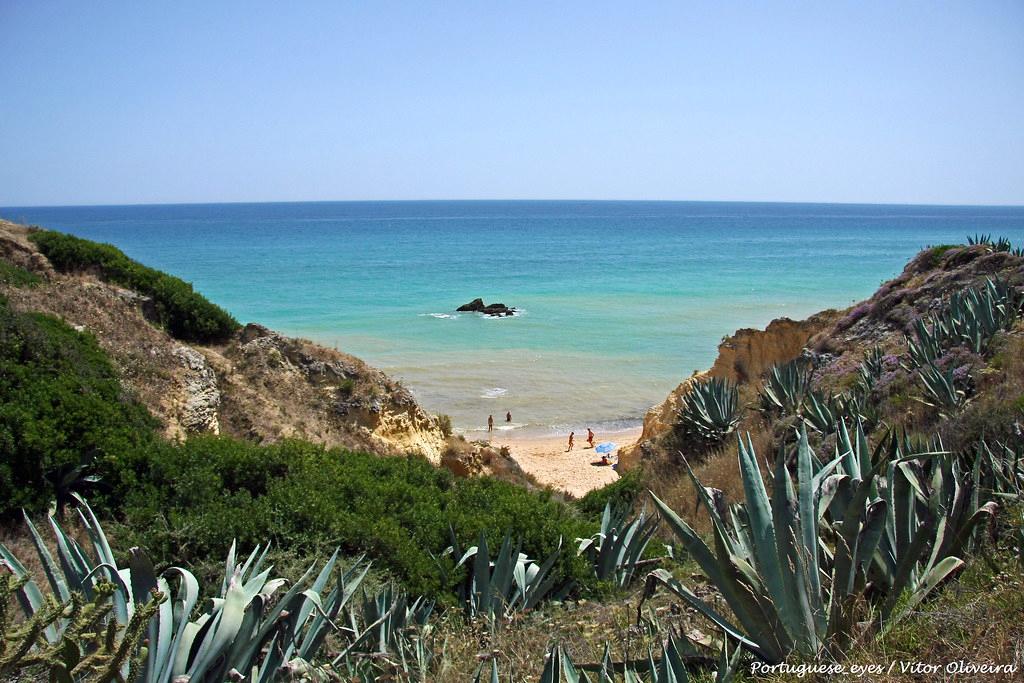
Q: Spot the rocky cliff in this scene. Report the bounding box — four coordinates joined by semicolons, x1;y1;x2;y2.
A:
619;241;1024;471
0;220;448;463
617;314;834;470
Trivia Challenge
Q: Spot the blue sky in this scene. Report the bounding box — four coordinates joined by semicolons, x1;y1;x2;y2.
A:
1;1;1021;206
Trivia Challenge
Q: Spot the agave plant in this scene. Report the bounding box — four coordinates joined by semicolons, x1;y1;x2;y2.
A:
975;440;1024;501
907;279;1021;367
577;502;660;587
968;234;1015;253
905;318;945;370
856;346;885;394
917;362;966;415
802;391;842;434
641;425;979;663
450;532;571;621
941;279;1020;354
823;425;996;626
331;584;436;678
677;378;740;445
0;495;370;683
758;358;812;416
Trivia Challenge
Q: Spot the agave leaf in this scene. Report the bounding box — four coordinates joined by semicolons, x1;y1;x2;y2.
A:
644;569;774;662
650;492;783;657
738;435;797;640
188;568;249;681
887;557;964;626
297;556;370;661
772;442;819;654
24;512;70;603
0;539;56;642
158;567;200;683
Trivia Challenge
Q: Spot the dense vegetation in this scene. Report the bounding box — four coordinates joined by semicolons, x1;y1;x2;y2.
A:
0;296;156;520
113;435;595;598
28;229;240;343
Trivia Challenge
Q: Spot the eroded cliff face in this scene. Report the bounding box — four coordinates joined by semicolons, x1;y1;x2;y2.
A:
618;314;834;471
0;220;447;464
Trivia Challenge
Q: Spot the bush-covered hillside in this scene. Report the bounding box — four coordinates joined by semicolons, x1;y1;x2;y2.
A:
28;229;240;343
112;435;594;598
0;295;157;519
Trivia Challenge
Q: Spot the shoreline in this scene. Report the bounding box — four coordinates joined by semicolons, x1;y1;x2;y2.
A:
486;425;643;498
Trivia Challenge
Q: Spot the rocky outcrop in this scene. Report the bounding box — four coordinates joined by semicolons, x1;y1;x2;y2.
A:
172;345;221;434
0;223;55;278
440;441;536;487
618;314;833;471
709;317;828;384
456;298;517;316
0;220;447;464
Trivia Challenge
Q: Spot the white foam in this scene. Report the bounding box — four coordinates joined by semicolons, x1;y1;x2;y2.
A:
419;313;459;319
480;387;508;399
482;309;525;319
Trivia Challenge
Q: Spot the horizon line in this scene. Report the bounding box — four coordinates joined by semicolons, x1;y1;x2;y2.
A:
4;197;1024;211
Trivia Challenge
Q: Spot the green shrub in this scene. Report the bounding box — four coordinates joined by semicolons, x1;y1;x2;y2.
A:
28;230;240;343
436;413;453;437
0;297;157;520
575;470;643;518
0;260;41;287
113;436;595;600
928;244;957;267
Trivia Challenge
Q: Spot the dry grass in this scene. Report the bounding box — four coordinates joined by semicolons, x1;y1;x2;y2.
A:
645;423;775;537
426;579;710;682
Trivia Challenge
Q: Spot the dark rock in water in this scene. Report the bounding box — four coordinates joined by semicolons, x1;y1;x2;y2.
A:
456;298;486;312
457;299;516;316
482;303;514;316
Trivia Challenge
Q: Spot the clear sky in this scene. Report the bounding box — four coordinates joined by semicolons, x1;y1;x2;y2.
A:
1;1;1022;207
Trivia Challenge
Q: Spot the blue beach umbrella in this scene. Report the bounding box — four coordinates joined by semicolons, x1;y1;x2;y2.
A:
595;441;616;454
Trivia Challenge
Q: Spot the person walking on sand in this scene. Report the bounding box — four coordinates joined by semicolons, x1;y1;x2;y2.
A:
488;415;494;433
586;428;595;448
566;431;575;452
506;411;512;423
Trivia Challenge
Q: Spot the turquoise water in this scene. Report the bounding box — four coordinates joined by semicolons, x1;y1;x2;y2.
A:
4;201;1023;436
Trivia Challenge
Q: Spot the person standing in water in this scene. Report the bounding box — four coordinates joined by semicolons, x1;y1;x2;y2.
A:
488;415;494;433
566;431;575;452
506;411;512;423
586;428;595;448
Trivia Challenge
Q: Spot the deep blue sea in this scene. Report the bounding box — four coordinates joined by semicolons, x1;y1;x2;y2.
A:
3;201;1023;436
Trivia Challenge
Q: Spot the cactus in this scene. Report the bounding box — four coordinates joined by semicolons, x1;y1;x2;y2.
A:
1;575;160;683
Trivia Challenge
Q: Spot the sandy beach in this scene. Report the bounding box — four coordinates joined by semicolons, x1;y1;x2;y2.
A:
488;426;642;498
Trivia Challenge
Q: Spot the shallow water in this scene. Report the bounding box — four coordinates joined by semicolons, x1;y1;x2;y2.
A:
5;200;1023;434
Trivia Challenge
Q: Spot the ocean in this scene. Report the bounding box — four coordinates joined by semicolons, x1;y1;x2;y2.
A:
3;200;1023;437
